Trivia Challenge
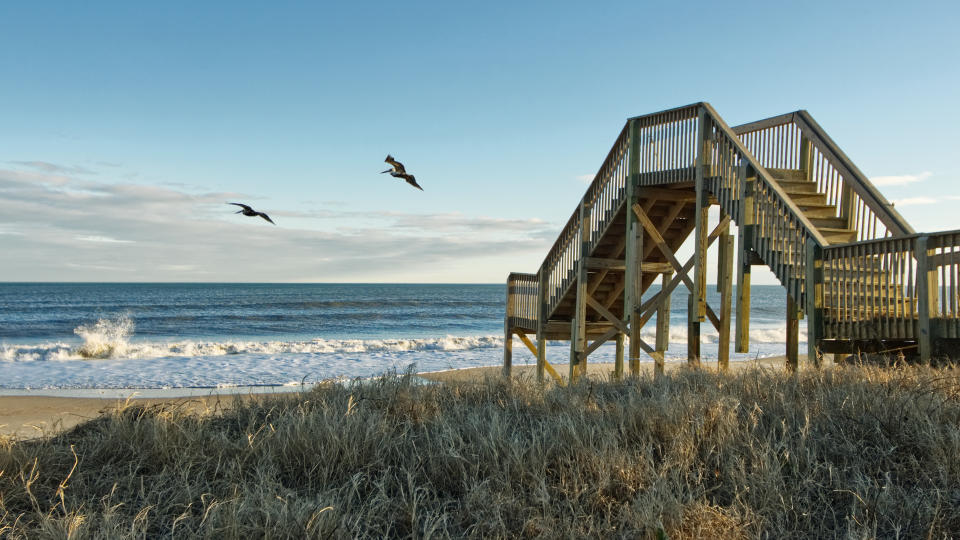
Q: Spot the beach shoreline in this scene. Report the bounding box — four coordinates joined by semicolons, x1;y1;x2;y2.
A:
0;356;790;439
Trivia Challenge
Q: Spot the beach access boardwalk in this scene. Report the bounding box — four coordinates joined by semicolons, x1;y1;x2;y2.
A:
504;103;960;383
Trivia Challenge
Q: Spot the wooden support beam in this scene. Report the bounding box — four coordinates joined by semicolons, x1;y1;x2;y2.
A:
586;294;630;334
736;163;756;353
786;293;800;372
718;232;734;372
805;241;824;368
637;187;697;202
585;257;624;270
570;203;591;382
585;327;620;357
635;215;731;328
536;270;548;384
584;257;674;273
633;203;695;292
655;270;672;376
693;108;711;326
687;295;701;367
516;333;565;386
614;333;625;380
625;118;643;377
915;235;935;363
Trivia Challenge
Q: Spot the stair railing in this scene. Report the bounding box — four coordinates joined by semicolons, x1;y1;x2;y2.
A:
539;104;703;318
821;229;960;346
505;272;540;331
734;111;914;241
701;103;829;304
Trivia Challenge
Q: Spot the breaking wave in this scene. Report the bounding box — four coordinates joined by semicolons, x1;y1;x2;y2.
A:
1;326;505;363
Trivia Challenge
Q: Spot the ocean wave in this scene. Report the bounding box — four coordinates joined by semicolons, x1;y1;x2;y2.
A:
0;335;506;363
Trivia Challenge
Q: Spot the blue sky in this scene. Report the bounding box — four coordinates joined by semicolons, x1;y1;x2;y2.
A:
1;1;958;282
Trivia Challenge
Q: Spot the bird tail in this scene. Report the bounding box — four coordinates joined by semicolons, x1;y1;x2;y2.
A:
384;154;393;162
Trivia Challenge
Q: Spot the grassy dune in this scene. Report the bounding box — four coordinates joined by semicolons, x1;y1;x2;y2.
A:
1;365;959;538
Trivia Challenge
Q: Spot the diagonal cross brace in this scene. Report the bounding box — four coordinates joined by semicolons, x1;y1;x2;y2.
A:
516;332;565;386
631;209;732;332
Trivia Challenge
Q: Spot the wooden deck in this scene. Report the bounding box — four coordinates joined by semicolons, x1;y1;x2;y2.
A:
505;103;960;383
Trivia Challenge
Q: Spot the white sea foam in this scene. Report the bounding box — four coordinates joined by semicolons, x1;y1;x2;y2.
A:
1;334;505;363
0;318;803;364
74;314;134;358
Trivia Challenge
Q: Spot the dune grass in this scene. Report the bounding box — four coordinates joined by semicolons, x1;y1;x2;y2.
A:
1;364;959;538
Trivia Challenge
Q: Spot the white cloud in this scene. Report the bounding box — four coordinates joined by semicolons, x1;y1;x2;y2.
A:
75;235;135;244
871;171;932;186
0;163;553;282
892;197;938;206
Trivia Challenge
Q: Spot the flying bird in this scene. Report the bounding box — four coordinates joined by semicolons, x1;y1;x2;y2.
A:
381;155;423;191
228;203;275;225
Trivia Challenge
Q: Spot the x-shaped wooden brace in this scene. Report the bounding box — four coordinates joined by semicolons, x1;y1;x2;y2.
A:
631;203;731;333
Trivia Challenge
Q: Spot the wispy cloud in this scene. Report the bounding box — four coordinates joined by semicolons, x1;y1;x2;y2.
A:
75;235;135;244
9;161;96;176
0;164;553;282
872;171;932;186
892;197;938;206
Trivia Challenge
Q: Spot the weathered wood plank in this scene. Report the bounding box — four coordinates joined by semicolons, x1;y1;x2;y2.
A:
718;233;733;371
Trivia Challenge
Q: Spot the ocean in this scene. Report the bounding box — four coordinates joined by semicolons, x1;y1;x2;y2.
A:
0;283;804;391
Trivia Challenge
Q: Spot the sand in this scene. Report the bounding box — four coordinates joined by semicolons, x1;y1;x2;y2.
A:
0;357;791;439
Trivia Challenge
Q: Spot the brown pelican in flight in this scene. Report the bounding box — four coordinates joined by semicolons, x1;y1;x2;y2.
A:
381;155;423;191
228;203;275;225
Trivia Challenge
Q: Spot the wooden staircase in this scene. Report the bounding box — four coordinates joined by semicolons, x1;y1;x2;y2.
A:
505;103;960;382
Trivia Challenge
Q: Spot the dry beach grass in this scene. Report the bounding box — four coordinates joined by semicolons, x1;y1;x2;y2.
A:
1;363;959;538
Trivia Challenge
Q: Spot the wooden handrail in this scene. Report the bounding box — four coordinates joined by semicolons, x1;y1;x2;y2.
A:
701;103;830;247
793;110;914;236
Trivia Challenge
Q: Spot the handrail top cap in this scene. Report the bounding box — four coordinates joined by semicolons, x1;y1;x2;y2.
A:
626;102;707;122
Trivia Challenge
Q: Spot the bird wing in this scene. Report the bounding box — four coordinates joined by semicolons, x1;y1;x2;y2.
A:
257;212;276;225
228;202;253;211
401;174;423;191
384;155;406;174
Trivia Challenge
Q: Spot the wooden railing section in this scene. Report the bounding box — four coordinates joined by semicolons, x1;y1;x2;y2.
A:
702;104;827;305
506;272;539;331
822;230;960;347
734;111;914;241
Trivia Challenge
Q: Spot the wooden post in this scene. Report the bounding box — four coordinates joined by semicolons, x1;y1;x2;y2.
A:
735;163;756;353
718;232;734;372
915;235;936;362
798;135;812;182
614;333;625;380
536;269;548;384
570;202;591;382
688;108;711;365
625;119;643;377
687;294;700;367
693;108;711;323
503;276;513;378
786;293;800;372
655;270;672;376
804;241;824;368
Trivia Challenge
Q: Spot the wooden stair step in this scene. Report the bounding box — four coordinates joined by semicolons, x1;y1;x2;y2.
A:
786;192;827;205
797;203;838;219
808;216;849;229
767;168;807;182
775;180;820;195
820;227;858;244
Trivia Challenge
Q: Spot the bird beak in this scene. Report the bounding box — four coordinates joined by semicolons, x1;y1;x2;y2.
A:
380;169;391;174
